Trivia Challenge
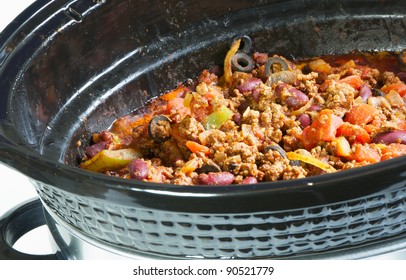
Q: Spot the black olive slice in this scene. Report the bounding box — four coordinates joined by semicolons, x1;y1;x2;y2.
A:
148;115;171;143
264;57;289;77
197;163;222;174
397;49;406;67
371;88;386;97
232;35;252;53
264;145;287;157
264;145;300;166
231;53;255;73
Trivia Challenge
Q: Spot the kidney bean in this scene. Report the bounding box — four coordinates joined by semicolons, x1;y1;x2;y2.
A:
128;159;148;180
298;113;311;129
274;82;288;98
241;177;258;184
197;172;235;185
85;141;107;158
232;112;242;125
285;88;309;109
308;104;322;112
285;96;302;109
359;84;372;101
372;130;406;144
209;64;223;76
251;88;261;102
397;72;406;83
237;77;262;93
238;100;250;113
253;52;269;65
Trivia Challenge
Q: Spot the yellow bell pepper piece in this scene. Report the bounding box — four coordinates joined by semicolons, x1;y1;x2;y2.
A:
80;148;142;172
222;38;241;85
286;151;336;173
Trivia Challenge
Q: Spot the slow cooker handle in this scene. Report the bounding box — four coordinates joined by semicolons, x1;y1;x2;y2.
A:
0;198;58;260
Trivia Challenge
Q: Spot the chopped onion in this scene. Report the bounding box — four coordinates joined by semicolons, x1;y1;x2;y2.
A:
353;96;365;104
368;96;391;109
385;90;404;107
290;98;314;116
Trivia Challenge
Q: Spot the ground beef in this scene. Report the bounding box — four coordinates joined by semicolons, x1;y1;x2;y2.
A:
80;48;406;186
322;81;357;116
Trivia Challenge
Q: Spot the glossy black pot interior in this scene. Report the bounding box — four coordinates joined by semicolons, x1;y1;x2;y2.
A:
1;0;406;214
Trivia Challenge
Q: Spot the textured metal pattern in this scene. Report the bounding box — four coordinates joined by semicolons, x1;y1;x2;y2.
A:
33;181;406;259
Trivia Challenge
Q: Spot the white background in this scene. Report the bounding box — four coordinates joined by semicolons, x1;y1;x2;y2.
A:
0;1;405;275
0;2;405;280
0;1;37;216
0;0;53;255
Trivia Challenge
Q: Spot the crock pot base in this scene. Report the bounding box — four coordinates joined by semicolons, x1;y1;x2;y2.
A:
34;180;406;259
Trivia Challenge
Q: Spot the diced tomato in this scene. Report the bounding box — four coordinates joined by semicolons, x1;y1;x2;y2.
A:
167;97;185;111
339;75;364;90
191;106;209;122
308;59;332;75
381;83;406;97
344;103;379;126
336;122;371;144
380;143;406;160
318;111;344;142
358;66;373;79
302;109;343;150
331;136;352;158
161;86;189;101
353;144;381;163
319;80;332;92
364;117;383;134
339;60;357;70
111;114;152;136
302;127;318;150
203;86;222;102
396;119;406;131
167;97;190;119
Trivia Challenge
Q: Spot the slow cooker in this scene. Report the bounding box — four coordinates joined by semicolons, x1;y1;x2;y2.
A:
2;0;406;260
